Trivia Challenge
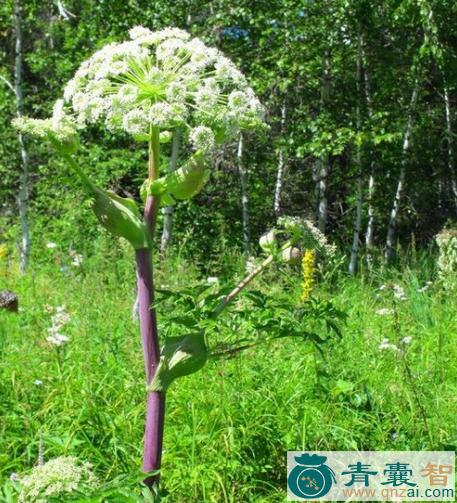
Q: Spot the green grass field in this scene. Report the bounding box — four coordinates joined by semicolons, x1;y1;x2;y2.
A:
1;247;456;502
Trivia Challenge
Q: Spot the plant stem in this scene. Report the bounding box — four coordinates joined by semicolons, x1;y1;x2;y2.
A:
213;240;292;317
136;248;164;485
137;126;164;488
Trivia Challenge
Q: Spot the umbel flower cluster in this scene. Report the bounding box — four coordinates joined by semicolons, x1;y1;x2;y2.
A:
436;228;457;290
17;456;98;502
15;26;264;154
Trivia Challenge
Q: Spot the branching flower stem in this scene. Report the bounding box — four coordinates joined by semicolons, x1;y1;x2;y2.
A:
213;240;292;317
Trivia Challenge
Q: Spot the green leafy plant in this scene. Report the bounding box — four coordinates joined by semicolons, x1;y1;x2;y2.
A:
14;25;343;497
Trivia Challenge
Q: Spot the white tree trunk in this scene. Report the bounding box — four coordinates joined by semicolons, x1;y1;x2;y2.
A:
444;86;457;211
385;81;419;262
237;133;251;255
160;131;180;252
365;171;375;261
349;34;363;276
273;102;287;215
349;178;363;275
362;45;376;266
316;53;331;233
13;0;30;274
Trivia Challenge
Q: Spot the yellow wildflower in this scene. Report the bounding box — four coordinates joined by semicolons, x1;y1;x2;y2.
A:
301;249;316;301
0;244;7;260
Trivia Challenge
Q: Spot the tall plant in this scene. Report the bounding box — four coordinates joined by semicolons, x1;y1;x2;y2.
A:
14;27;343;496
14;26;264;489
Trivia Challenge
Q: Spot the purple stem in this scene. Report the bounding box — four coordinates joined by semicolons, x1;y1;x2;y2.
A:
136;194;165;488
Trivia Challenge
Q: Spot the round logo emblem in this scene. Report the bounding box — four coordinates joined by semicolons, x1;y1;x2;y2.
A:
288;453;336;499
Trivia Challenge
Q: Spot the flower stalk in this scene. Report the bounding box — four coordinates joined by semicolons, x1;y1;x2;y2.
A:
136;128;164;488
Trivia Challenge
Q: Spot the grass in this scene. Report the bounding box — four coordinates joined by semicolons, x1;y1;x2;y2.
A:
0;244;456;502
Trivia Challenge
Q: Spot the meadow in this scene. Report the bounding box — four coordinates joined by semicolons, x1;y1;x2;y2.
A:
1;243;455;502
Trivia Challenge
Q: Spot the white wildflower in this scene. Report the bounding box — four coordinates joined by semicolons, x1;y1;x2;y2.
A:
63;78;78;101
46;333;69;346
378;338;401;353
436;229;457;290
46;305;71;347
149;102;174;127
376;308;394;316
206;276;219;284
70;253;83;267
129;26;154;41
393;284;407;301
195;85;220;110
34;379;43;386
166;81;187;102
189;126;215;153
46;242;58;249
417;281;432;293
122;109;148;135
16;27;264;161
228;90;249;115
18;456;98;502
400;336;412;345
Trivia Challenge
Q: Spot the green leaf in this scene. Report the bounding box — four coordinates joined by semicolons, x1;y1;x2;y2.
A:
148;332;208;392
148;153;209;203
91;187;149;249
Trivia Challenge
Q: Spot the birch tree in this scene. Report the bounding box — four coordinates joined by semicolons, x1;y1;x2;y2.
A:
237;132;251;255
362;44;376;266
273;102;287;215
13;0;30;274
444;86;457;212
385;81;419;262
316;52;331;233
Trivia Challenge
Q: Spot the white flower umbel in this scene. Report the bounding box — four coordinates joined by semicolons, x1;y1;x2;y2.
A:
15;27;264;157
376;308;394;316
393;284;407;301
378;338;401;353
18;456;98;502
190;126;215;153
46;305;71;347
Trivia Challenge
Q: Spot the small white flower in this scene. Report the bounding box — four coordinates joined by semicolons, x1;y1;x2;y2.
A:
393;284;407;301
400;336;412;345
166;81;187;102
34;379;43;386
122;109;148;135
376;308;394;316
46;334;69;346
149;102;174;127
69;250;83;267
228;90;249;115
189;126;215;153
378;338;401;353
129;26;154;41
195;85;220;110
206;276;219;284
417;281;432;293
46;242;58;249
